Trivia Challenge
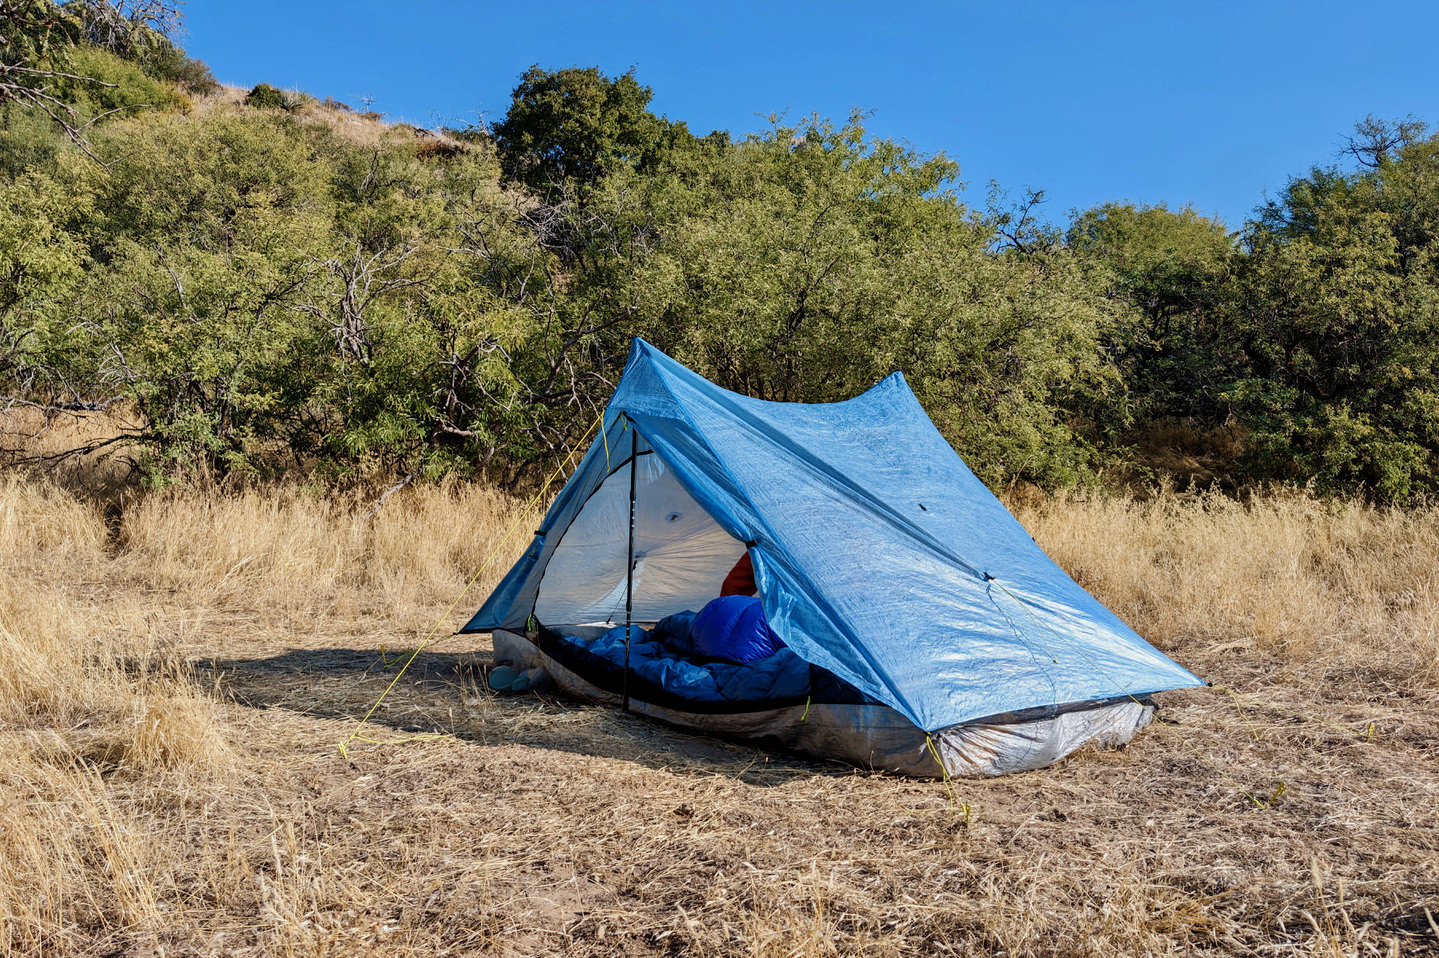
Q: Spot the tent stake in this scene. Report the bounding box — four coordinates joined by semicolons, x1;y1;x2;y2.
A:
622;420;637;712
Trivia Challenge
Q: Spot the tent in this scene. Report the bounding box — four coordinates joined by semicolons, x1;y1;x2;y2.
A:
462;340;1203;776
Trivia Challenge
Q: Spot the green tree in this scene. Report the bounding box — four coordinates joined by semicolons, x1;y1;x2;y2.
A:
298;132;539;478
1068;202;1233;337
0;0;86;120
1067;202;1237;424
65;111;335;476
492;65;675;198
536;113;1126;485
1222;117;1439;498
0;0;182;138
0;168;91;413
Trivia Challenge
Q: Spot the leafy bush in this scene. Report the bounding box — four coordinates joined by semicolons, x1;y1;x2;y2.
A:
244;83;287;110
244;84;313;114
0;104;71;177
139;41;220;95
49;45;188;118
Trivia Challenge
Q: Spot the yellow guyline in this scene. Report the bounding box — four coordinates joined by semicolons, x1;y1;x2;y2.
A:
337;411;609;760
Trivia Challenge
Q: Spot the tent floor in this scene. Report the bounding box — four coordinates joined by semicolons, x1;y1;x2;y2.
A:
491;630;1156;777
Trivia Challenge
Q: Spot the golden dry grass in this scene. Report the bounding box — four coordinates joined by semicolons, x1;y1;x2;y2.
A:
189;83;472;156
1;465;1436;956
1020;488;1439;687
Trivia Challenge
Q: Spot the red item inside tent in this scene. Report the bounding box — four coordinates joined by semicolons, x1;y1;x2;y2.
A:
720;552;756;597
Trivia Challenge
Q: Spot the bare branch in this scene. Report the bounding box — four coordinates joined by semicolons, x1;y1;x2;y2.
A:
362;472;415;519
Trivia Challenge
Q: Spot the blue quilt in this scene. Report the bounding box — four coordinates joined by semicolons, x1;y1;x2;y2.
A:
559;614;811;703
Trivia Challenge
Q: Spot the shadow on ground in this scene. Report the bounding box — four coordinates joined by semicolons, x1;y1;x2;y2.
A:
198;646;852;785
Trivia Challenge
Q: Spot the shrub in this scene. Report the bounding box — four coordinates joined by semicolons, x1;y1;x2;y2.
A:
50;45;189;118
245;84;313;114
136;41;220;96
0;105;69;177
245;82;287;110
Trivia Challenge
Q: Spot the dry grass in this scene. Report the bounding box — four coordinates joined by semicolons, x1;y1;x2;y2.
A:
1;464;1436;956
1017;488;1439;687
0;405;138;495
189;83;473;156
117;479;520;625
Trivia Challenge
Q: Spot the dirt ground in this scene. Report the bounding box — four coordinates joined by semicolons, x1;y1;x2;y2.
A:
160;605;1439;958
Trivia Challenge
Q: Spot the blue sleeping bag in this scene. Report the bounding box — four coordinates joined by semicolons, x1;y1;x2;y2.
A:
558;600;809;703
690;595;783;663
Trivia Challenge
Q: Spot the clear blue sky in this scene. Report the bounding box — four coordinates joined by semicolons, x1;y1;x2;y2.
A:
183;1;1438;230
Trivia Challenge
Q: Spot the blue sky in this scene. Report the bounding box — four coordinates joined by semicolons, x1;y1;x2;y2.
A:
183;2;1438;229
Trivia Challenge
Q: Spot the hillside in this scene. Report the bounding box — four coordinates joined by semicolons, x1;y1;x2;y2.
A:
3;11;1439;498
